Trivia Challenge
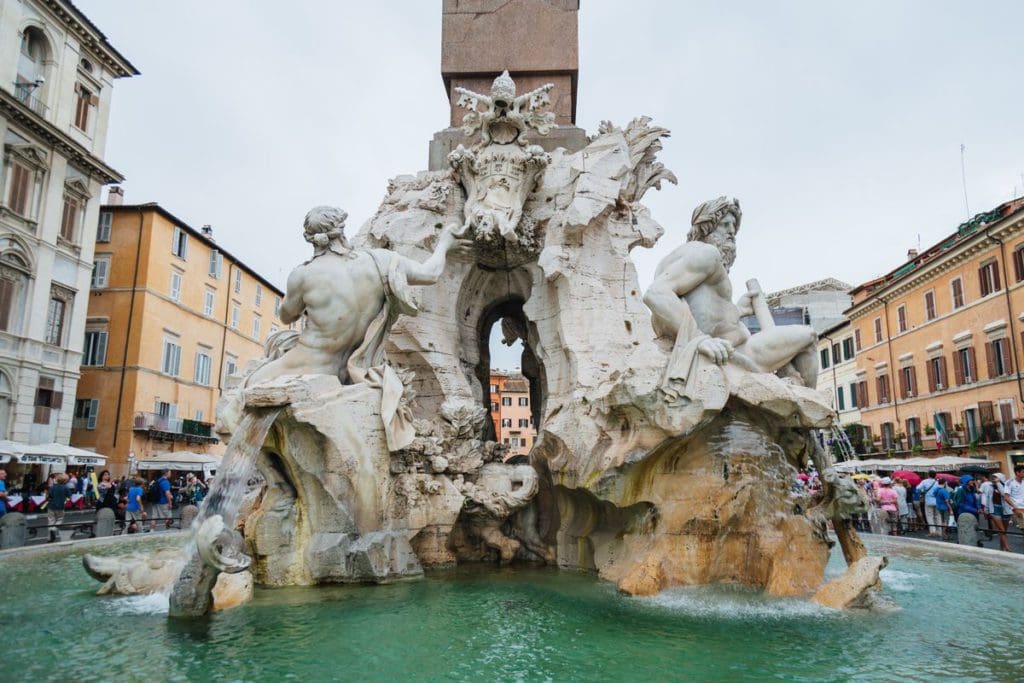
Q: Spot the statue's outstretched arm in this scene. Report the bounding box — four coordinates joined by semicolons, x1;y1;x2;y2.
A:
399;223;472;285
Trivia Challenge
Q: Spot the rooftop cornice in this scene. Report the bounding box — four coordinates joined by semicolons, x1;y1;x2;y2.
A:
845;211;1024;319
0;89;124;184
43;0;140;78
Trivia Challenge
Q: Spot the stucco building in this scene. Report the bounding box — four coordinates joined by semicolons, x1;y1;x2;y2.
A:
488;370;536;458
0;0;136;445
816;319;863;429
70;202;287;473
847;197;1024;471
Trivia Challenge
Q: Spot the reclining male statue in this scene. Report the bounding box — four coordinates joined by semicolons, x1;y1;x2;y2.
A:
643;196;818;406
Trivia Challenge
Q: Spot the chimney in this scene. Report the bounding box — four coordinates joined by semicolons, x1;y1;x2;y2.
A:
107;186;124;206
201;224;214;240
907;248;918;260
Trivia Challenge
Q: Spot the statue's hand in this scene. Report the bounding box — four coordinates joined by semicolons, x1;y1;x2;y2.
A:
697;337;734;365
736;291;755;317
439;223;474;257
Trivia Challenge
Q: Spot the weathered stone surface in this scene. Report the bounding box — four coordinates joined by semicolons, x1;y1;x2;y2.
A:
94;507;115;537
0;512;27;549
812;556;888;610
82;549;254;611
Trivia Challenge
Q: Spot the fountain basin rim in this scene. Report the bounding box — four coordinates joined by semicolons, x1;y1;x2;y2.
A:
0;530;187;560
835;532;1024;567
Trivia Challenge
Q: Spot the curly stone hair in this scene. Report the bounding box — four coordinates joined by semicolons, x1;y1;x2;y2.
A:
303;206;350;252
686;196;742;243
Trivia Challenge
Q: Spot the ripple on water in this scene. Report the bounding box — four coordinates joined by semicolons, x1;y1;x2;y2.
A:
878;568;926;592
641;584;836;620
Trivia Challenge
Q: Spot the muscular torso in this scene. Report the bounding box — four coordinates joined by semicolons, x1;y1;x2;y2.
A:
652;242;750;346
299;251;387;351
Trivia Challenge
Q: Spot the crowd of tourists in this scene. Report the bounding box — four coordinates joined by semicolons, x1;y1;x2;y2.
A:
860;465;1024;551
0;467;211;540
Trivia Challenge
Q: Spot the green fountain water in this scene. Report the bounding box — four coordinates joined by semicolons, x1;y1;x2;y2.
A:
2;537;1021;681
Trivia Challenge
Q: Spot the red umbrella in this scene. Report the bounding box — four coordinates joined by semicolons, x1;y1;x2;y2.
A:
936;473;960;484
892;470;922;486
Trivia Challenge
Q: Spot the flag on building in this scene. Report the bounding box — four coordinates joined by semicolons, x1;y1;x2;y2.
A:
933;412;947;449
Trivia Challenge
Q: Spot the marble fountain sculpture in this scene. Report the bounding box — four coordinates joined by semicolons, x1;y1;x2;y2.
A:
84;72;878;616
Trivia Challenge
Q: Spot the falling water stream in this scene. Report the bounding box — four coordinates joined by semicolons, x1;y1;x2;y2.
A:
167;408;281;616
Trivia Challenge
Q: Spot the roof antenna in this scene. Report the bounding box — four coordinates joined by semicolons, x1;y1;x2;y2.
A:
960;143;971;218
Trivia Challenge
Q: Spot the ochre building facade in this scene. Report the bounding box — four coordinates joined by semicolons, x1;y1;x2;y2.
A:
846;198;1024;471
71;202;286;474
488;371;536;458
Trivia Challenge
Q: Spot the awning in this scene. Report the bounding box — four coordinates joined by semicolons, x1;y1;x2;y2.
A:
137;451;221;474
834;455;1002;473
0;440;106;466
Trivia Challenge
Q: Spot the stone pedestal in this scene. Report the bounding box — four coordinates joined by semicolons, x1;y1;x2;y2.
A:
94;508;115;537
0;512;26;548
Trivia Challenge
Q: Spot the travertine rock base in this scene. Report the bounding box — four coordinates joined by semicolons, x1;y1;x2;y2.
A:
547;407;832;597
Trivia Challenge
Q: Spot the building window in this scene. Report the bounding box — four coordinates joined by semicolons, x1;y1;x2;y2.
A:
0;278;15;332
836;387;845;411
518;397;528;406
924;291;936;321
953;347;976;385
819;348;830;370
169;271;182;302
73;83;95;131
234;269;242;294
45;297;66;345
979;259;1001;297
255;284;262;307
252;316;261;339
907;417;921;448
490;401;498;412
848;382;858;408
82;330;108;366
490;383;499;393
161;337;182;376
830;343;840;365
951;277;965;309
873;317;883;343
518;418;530;427
231;305;240;329
195;409;204;422
204;289;215;317
73;398;99;430
854;329;862;352
208;249;223;278
91;255;110;288
988;338;1011;378
270;324;279;336
881;422;894;450
225;353;238;380
7;162;32;216
900;366;917;399
60;195;79;242
33;377;61;425
172;227;188;259
194;349;212;385
841;337;855;361
274;297;282;317
896;305;907;333
927;356;948;392
97;211;112;242
501;418;512;428
856;380;868;407
501;397;511;407
876;375;891;404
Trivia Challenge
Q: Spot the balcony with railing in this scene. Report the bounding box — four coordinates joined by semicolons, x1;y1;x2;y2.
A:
13;82;47;117
132;412;218;444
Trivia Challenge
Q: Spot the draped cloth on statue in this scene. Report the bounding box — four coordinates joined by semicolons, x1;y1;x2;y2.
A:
346;249;418;452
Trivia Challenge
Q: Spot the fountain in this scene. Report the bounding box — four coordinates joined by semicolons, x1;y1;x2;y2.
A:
1;66;1018;680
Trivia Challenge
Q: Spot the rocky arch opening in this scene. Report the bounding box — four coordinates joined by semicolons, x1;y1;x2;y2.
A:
476;296;545;456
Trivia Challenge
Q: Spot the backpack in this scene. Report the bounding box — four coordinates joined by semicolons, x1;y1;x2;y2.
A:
146;478;164;504
951;486;965;514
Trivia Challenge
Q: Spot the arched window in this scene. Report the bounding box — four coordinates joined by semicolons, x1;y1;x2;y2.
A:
16;27;49;112
0;250;32;335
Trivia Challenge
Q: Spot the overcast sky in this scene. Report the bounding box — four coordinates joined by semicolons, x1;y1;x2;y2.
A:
78;1;1024;370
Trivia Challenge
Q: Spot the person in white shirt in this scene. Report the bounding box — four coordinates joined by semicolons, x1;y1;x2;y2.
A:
1005;466;1024;530
981;472;1011;552
916;470;940;537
